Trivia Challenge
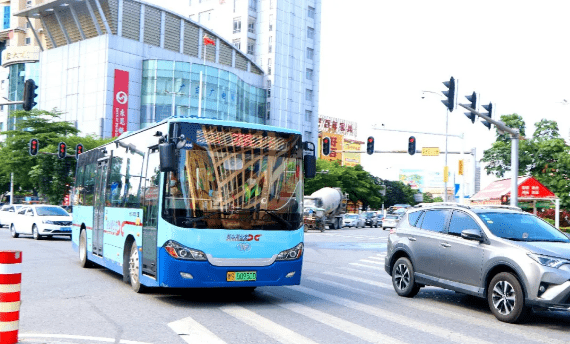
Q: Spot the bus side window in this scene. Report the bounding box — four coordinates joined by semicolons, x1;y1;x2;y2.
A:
83;163;96;206
73;165;85;206
143;150;160;229
107;156;124;207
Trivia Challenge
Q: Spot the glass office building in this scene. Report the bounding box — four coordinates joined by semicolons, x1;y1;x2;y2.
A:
141;60;266;128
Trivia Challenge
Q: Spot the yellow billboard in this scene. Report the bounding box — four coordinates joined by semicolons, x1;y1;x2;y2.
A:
319;132;343;162
343;139;363;167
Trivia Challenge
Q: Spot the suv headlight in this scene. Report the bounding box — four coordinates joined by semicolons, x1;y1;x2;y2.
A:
276;243;303;261
43;220;55;224
163;240;207;261
528;253;570;269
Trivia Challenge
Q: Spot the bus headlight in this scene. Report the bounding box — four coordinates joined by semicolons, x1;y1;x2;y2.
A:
276;243;303;261
163;240;207;261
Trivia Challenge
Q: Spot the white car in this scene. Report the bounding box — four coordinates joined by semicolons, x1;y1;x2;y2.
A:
343;214;365;228
0;205;24;228
10;205;73;240
382;214;401;230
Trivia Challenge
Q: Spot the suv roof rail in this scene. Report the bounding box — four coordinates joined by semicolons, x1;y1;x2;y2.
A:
414;202;470;209
470;205;523;211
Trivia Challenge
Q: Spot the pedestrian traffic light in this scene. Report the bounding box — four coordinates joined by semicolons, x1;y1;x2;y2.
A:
366;136;374;155
75;143;84;160
442;76;457;112
408;136;416;155
481;102;494;130
58;142;67;159
464;92;479;123
23;79;38;111
322;137;330;156
29;138;39;156
501;194;510;205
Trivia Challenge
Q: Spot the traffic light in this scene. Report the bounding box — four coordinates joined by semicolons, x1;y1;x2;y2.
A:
408;136;416;155
58;142;67;159
75;143;84;160
23;79;38;111
501;194;510;205
322;137;330;156
481;102;494;130
29;138;39;156
442;76;457;112
464;92;479;123
366;136;374;155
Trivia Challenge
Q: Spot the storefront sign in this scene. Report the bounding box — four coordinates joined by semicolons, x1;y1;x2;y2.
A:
319;132;343;162
112;70;129;137
318;115;357;138
1;46;40;67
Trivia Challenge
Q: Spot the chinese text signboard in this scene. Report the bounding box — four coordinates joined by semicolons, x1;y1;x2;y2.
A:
343;139;362;167
112;69;129;137
318;115;357;138
320;132;343;162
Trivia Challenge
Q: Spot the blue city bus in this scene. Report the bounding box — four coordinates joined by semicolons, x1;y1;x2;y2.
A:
71;117;315;292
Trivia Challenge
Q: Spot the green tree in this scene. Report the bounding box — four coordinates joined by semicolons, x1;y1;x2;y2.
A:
0;109;113;203
382;180;416;207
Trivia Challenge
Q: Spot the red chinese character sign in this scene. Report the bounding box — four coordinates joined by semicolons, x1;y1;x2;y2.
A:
318;115;357;138
319;132;343;162
112;69;129;137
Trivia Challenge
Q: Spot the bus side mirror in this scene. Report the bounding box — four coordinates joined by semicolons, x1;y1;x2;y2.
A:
159;143;176;172
304;155;316;179
303;141;316;179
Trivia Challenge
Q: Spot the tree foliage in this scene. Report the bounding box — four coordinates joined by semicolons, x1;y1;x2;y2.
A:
304;159;416;209
0;109;113;204
481;116;570;208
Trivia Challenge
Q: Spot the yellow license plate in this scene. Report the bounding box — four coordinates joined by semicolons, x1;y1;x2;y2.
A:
227;271;257;282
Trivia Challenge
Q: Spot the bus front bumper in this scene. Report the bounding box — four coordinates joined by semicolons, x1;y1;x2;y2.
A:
157;248;303;288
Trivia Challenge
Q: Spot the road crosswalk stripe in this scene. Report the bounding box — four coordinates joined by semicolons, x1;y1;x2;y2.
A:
219;304;319;344
304;276;569;344
261;294;408;344
168;316;227;344
359;259;384;265
290;286;495;344
322;270;393;288
348;262;385;271
366;256;385;260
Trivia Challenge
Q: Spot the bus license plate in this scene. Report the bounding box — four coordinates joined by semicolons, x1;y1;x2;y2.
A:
227;271;256;282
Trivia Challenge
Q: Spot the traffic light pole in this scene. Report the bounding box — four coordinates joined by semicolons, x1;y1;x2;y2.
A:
460;104;520;207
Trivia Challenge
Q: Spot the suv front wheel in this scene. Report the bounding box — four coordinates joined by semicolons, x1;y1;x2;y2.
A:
487;272;530;323
392;257;421;297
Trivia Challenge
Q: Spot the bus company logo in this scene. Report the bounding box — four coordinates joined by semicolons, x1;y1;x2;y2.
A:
116;91;128;105
236;243;251;252
226;234;262;242
184;142;193;149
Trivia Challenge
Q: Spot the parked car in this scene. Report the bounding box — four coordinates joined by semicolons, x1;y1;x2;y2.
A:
376;214;385;227
0;204;24;228
10;205;73;240
385;203;570;324
343;213;365;228
382;214;401;230
364;212;379;228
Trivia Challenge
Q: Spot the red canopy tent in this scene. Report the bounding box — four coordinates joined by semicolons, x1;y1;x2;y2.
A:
470;176;560;228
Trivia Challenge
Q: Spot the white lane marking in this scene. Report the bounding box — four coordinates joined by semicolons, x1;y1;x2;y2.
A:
304;276;569;344
359;259;383;265
220;304;319;344
322;271;392;289
0;263;21;274
19;334;152;344
290;286;494;344
349;263;385;271
168;316;227;344
262;296;407;344
366;256;384;260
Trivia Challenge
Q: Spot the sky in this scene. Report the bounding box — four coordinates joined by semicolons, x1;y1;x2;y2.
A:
319;0;570;188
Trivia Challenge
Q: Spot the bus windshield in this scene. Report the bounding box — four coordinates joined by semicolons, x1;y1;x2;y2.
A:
163;123;303;230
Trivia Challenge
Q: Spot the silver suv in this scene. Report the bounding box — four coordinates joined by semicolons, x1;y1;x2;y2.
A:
384;202;570;323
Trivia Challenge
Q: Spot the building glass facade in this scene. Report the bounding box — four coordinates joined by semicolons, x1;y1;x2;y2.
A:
7;62;39;130
141;60;266;127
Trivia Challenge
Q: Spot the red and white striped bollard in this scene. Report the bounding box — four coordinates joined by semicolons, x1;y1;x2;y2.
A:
0;251;21;344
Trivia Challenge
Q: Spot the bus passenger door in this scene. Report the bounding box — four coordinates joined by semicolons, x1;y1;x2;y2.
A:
93;159;109;256
142;148;160;277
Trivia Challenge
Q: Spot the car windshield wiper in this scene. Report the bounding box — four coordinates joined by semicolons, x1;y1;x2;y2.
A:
527;239;569;243
503;237;527;241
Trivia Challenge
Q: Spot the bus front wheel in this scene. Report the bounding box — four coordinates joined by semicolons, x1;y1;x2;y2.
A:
129;241;146;293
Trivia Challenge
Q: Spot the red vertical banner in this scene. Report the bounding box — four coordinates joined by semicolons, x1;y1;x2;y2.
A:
112;70;129;137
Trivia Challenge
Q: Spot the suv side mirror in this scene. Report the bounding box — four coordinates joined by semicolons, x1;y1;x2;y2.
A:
461;229;484;242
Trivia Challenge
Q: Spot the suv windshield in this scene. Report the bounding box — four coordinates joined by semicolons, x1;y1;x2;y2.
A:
35;207;69;216
478;212;570;242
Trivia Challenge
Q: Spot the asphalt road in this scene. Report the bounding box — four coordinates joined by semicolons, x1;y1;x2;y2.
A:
1;225;569;344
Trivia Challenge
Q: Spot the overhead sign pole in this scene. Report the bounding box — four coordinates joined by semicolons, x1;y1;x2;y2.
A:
459;103;520;207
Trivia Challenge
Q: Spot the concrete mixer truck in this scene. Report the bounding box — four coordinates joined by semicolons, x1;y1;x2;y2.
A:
303;187;348;232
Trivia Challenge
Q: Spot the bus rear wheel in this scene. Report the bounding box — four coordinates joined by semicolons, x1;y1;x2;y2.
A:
129;241;146;293
79;229;93;268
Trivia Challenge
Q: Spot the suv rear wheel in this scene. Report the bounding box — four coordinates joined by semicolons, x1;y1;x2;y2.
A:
392;257;421;297
487;272;530;323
